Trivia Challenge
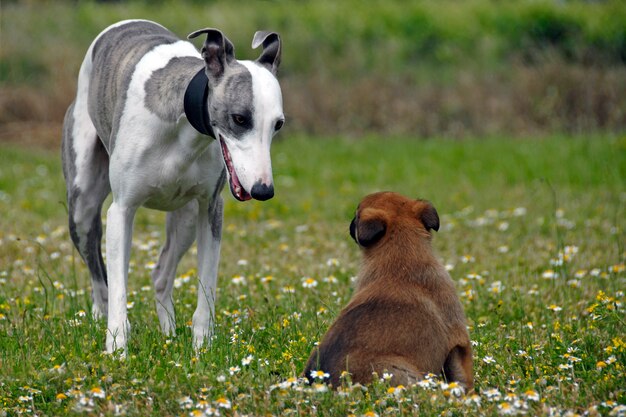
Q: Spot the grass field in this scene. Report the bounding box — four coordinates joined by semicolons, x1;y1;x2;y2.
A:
0;136;624;416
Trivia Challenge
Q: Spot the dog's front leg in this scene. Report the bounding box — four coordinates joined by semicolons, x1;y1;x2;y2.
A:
105;201;136;354
192;196;223;349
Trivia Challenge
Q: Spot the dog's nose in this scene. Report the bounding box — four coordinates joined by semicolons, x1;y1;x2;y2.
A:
250;181;274;201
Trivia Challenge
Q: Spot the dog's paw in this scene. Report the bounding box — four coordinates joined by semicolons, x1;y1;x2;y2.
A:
192;310;215;350
91;303;107;320
192;328;214;351
106;320;131;355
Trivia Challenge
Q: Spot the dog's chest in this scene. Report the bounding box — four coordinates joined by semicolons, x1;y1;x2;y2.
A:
138;139;224;211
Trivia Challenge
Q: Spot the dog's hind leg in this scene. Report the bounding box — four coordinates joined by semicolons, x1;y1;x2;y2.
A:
62;100;111;320
443;344;474;392
368;356;425;387
151;201;198;336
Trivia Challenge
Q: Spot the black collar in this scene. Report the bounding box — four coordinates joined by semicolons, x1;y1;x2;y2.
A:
184;68;216;138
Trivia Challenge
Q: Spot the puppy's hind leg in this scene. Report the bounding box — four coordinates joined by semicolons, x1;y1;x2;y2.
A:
443;344;474;392
151;201;198;336
62;101;111;319
370;356;424;387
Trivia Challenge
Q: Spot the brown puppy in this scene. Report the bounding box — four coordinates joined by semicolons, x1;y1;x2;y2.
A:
304;192;473;390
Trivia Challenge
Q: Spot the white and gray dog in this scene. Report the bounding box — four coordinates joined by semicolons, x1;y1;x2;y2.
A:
61;20;284;353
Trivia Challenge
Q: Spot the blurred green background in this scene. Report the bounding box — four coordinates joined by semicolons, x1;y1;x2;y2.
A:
1;0;625;147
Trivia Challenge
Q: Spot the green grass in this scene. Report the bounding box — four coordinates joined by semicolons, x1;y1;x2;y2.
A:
0;136;624;416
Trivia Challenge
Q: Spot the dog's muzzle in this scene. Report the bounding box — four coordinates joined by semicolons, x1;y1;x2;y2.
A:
250;181;274;201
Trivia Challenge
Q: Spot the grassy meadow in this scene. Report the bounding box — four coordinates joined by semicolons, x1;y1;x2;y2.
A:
0;135;624;416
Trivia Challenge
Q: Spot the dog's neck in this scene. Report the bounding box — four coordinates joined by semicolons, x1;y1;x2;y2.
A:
184;68;216;138
355;230;446;292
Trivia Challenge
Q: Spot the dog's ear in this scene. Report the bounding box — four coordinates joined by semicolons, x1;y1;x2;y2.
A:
188;28;235;80
349;217;357;242
252;31;281;75
415;200;440;232
353;208;388;248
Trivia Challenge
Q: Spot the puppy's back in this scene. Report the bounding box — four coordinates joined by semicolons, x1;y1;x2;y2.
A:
305;270;463;387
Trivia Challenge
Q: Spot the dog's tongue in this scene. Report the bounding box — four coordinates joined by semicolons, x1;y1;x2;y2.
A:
219;138;252;201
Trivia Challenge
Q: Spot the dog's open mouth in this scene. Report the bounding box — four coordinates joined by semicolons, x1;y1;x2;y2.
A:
219;136;252;202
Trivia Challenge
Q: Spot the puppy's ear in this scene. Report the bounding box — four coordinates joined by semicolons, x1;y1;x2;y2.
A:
349;217;357;243
353;208;388;247
188;28;235;80
416;200;440;232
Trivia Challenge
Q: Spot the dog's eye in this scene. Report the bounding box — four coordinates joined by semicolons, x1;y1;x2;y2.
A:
231;114;249;127
274;119;284;131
